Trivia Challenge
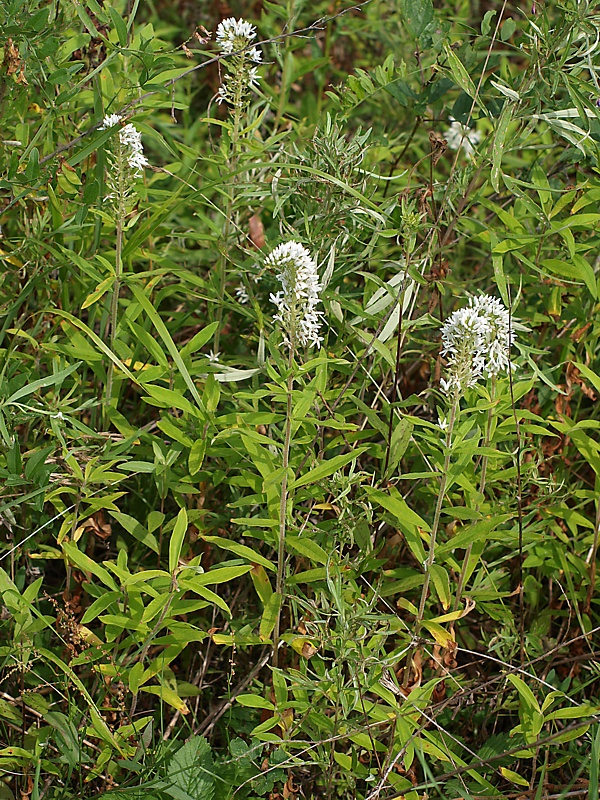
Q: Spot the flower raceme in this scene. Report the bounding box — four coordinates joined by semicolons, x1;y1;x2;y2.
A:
100;114;148;177
267;242;323;349
215;17;262;107
440;294;514;397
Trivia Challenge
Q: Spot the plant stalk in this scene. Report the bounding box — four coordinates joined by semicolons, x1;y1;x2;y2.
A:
415;395;459;631
273;349;294;668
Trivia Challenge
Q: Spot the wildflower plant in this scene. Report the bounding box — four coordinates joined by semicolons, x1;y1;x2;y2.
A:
416;294;515;631
98;113;148;416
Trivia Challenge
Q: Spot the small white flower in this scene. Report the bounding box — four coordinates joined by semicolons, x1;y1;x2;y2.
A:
100;113;122;129
266;242;323;349
216;17;257;52
207;350;221;363
118;123;148;175
214;17;261;106
235;286;249;304
443;118;482;159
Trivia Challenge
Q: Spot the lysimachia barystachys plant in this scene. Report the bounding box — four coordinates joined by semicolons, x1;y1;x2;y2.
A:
265;241;323;666
415;294;515;630
99;113;148;418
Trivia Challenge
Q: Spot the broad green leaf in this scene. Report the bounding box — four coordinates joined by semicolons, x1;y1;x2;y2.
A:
166;735;214;800
400;0;433;39
236;694;275;710
286;535;329;565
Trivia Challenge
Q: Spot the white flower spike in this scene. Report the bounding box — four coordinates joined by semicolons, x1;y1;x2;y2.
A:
440;294;514;397
266;242;323;349
215;16;262;107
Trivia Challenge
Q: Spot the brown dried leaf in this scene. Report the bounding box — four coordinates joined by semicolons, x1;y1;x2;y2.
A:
249;213;265;249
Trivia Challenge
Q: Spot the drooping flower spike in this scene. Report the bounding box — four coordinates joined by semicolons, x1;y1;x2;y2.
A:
100;114;148;208
440;294;514;397
267;242;323;349
215;17;262;107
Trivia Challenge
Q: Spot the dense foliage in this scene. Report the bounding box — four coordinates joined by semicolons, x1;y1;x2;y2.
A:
1;0;600;797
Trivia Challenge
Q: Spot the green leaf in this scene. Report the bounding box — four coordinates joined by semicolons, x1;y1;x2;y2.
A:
81;277;113;310
188;439;206;475
6;362;81;403
108;6;128;46
201;535;276;571
130;284;206;411
169;508;188;573
541;258;597;298
178;579;231;616
367;488;430;531
182;565;252;585
500;767;529;787
492;103;512;192
286;535;329;565
574;362;600;395
400;0;433;39
386;416;414;478
236;694;275;710
429;564;451;610
142;685;188;713
109;511;159;554
259;591;282;642
62;541;118;590
166;735;214;800
443;43;477;100
292;446;368;489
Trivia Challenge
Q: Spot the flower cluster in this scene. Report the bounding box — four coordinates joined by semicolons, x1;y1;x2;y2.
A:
443;118;482;160
100;114;148;210
215;17;262;107
267;242;323;349
101;114;148;176
440;294;514;396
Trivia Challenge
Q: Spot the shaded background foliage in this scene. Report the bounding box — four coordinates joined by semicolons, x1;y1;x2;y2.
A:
0;0;600;798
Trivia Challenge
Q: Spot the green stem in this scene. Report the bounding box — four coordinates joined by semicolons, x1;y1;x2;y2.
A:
214;92;243;354
415;395;459;631
453;378;495;611
273;348;294;668
104;209;123;425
